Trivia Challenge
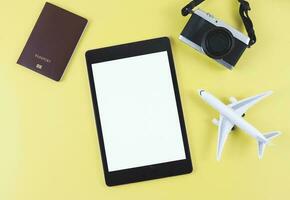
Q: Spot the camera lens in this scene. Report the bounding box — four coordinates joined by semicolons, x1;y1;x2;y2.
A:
201;27;234;59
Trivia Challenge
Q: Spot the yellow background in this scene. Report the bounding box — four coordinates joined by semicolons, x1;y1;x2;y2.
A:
1;0;289;199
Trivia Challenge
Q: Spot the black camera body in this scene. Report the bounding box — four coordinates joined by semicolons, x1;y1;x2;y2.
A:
180;1;256;69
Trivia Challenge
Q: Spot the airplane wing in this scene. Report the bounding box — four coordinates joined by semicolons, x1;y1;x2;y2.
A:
229;91;273;116
217;115;235;160
216;91;273;160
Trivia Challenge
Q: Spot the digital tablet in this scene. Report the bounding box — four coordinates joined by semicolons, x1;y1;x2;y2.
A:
85;37;192;186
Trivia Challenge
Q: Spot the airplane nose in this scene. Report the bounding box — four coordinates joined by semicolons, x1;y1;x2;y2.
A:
198;89;205;96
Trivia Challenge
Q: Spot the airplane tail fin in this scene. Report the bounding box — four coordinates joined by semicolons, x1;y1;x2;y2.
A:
257;131;281;159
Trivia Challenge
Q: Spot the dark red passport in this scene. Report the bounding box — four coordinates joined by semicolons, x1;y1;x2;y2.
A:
17;2;87;81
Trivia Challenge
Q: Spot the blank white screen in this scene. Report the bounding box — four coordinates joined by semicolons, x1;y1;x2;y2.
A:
92;51;186;172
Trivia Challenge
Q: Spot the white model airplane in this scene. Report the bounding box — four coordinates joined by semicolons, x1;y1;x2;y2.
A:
198;89;281;160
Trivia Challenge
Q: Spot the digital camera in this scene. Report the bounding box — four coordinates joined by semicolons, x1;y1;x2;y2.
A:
179;0;256;69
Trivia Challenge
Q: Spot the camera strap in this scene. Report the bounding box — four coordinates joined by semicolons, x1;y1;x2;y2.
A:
181;0;205;16
239;0;256;47
181;0;256;47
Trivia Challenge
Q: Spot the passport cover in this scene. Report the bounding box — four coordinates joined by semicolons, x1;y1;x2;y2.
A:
17;2;87;81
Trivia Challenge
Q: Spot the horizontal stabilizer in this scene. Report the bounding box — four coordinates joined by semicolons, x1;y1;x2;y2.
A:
264;131;281;140
258;131;281;159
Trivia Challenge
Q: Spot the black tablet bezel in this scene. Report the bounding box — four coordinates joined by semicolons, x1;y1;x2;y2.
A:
85;37;192;186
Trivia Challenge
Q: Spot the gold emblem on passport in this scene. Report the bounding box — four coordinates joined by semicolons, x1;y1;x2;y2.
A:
36;64;43;69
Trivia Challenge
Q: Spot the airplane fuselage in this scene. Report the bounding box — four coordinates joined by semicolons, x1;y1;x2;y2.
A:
199;90;268;143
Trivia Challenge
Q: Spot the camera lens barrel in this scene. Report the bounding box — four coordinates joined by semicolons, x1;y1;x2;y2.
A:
201;27;235;59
